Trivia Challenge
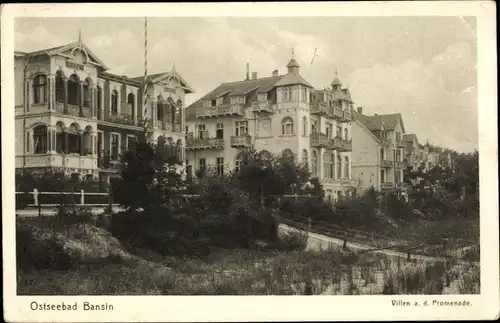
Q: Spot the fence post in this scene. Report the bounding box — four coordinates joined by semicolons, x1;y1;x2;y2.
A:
80;189;85;205
407;252;411;260
343;231;347;249
33;188;39;206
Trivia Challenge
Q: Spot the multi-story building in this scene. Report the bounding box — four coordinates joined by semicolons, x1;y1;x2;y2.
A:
14;34;194;183
351;108;407;192
403;133;422;171
185;56;355;200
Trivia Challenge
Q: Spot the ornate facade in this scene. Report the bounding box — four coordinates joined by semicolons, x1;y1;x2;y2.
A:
14;35;194;182
185;56;356;200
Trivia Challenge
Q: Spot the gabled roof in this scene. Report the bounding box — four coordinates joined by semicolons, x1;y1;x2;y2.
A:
275;72;313;88
202;75;283;100
19;41;110;71
355;112;405;133
129;69;195;94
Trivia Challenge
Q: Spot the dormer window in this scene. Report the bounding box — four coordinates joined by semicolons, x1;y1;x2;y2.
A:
258;93;267;102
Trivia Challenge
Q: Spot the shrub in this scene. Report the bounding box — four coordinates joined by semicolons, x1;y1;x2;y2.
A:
279;229;309;251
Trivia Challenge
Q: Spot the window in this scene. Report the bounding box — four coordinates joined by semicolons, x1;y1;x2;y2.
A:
282;149;294;160
97;86;102;111
258;93;267;102
311;120;317;134
380;148;385;162
302;88;307;102
33;125;48;154
83;79;91;108
216;157;224;176
396;132;401;144
311;151;318;176
344;156;349;179
336;126;342;138
68;74;79;106
323;152;333;178
198;124;206;139
110;133;120;160
111;90;118;114
185;126;189;134
198;158;206;178
326;123;333;138
211;99;216;107
282;87;292;101
235;157;242;172
235;121;248;136
216;123;224;139
302;117;308;136
344;128;349;141
33;75;47;104
127;135;137;150
301;149;308;166
380;169;385;183
281;117;294;135
55;73;65;103
336;155;342;179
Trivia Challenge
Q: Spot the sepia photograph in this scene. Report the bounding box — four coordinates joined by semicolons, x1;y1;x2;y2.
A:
2;2;498;322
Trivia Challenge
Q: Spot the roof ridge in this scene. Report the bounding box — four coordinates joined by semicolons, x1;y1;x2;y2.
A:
220;75;282;85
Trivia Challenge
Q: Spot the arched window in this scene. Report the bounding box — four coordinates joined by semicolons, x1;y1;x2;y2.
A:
336;155;342;179
281;117;294;135
55;73;65;104
55;122;65;153
157;95;164;121
216;123;224;139
259;150;273;163
282;149;294;160
301;149;308;166
330;152;335;179
311;151;318;177
111;90;118;115
302;116;307;136
344;128;349;141
96;86;102;112
323;152;333;178
83;78;92;108
68;74;79;106
33;75;47;104
33;124;48;154
344;156;350;179
127;93;135;117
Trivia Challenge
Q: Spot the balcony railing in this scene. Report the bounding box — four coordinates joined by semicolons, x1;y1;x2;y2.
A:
99;111;137;126
339;139;352;152
230;135;252;148
394;161;405;168
331;106;344;119
186;138;224;150
250;101;274;113
331;136;344;150
396;140;406;148
381;159;394;167
310;101;328;115
196;104;245;118
341;110;352;122
310;133;331;148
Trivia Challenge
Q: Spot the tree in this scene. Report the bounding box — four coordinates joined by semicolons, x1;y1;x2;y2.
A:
113;136;184;211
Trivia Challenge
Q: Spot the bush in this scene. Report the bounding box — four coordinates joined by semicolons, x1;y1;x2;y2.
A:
279;229;309;251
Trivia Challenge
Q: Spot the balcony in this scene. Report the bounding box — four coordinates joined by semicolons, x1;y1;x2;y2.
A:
395;161;406;168
310;101;328;115
310;133;331;148
230;135;252;148
396;140;406;148
53;102;91;118
331;136;344;150
196;104;245;119
99;110;137;126
186;138;225;151
250;101;275;113
16;153;97;170
381;159;394;168
330;106;344;119
341;110;353;122
338;139;352;152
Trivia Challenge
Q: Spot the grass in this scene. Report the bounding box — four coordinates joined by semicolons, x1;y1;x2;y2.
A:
16;214;480;295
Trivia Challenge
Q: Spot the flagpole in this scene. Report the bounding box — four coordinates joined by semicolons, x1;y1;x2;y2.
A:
142;16;149;142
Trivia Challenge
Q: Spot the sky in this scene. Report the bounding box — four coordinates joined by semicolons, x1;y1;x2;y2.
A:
15;17;477;153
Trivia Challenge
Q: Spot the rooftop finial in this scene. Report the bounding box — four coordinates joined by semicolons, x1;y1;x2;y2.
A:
335;68;338;76
292;47;295;58
78;29;83;48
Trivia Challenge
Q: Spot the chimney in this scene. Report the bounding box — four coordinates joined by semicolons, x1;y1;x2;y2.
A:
252;72;257;80
272;69;279;76
357;107;363;115
246;63;250;80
